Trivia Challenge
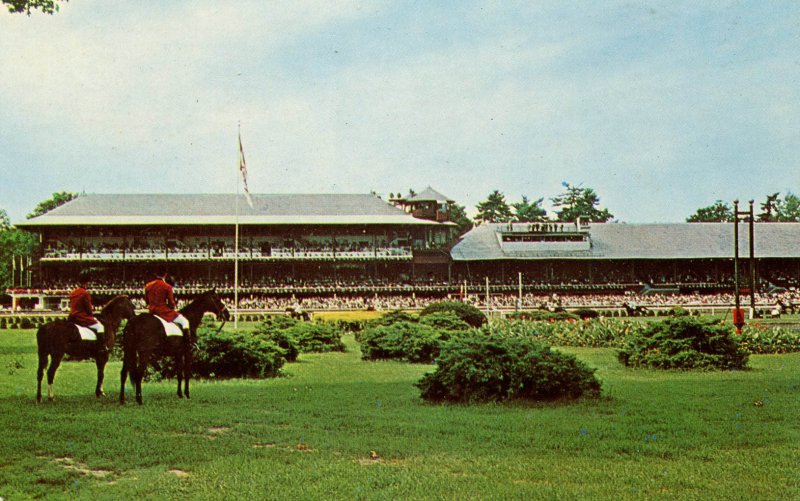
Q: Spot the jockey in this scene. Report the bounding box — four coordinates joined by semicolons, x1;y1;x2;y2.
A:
68;271;107;353
144;268;191;344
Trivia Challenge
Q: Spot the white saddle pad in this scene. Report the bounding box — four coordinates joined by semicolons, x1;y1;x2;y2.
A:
155;315;184;336
76;325;97;341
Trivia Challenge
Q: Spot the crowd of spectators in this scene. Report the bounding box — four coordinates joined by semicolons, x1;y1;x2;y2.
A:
41;239;413;261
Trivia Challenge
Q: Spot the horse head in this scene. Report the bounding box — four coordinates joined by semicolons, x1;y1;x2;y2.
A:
98;295;137;333
102;295;136;321
200;289;230;321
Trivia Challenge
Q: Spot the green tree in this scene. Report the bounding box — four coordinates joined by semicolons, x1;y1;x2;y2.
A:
27;191;77;219
3;0;65;14
0;212;38;289
512;196;547;222
475;190;513;223
551;182;613;222
775;193;800;222
449;203;473;236
0;209;10;232
686;200;734;222
758;193;780;222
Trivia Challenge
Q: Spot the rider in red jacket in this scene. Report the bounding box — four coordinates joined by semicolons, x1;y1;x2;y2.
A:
68;271;107;353
145;269;190;344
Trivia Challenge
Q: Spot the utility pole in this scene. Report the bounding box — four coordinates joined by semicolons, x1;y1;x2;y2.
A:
732;200;756;332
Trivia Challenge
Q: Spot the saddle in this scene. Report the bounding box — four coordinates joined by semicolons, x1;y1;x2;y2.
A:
152;315;184;336
74;324;98;341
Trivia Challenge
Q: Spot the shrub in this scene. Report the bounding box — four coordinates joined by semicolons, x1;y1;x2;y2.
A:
490;318;641;348
370;309;418;327
19;317;33;329
149;318;286;379
336;320;365;333
419;301;486;328
669;306;690;317
286;322;345;353
192;329;286;378
573;308;599;320
618;317;748;370
253;321;299;362
418;312;472;332
416;330;601;403
359;322;446;363
262;315;300;330
739;323;800;354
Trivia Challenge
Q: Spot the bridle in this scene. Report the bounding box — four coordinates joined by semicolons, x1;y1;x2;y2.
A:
212;296;229;334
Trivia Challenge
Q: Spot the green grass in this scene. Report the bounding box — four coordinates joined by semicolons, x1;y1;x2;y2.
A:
1;328;799;500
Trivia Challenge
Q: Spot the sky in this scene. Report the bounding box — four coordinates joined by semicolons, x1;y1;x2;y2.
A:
1;1;799;224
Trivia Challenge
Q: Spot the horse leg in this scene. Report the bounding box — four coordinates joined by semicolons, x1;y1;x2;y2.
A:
46;352;65;402
184;350;192;400
120;358;128;404
134;351;150;405
36;352;48;403
176;352;184;399
95;353;109;398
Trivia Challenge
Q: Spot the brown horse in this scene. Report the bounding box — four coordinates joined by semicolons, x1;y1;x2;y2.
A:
119;290;229;405
36;295;136;402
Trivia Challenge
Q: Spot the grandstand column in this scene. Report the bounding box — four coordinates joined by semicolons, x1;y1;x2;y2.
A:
485;276;490;316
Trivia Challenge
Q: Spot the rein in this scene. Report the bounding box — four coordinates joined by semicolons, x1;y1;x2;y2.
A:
215;318;227;335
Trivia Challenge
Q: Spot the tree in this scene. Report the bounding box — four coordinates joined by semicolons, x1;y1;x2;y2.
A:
475;190;513;223
775;193;800;222
551;182;613;223
0;210;38;289
686;200;733;222
27;191;78;219
758;193;780;222
0;209;10;232
512;196;547;222
3;0;65;14
449;203;474;236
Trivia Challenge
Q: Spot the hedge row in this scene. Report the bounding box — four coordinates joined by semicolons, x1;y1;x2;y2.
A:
0;316;63;329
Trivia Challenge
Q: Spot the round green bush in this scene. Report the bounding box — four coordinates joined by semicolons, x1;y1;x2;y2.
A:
419;301;486;328
418;311;472;332
669;306;690;317
416;330;602;403
19;317;34;329
192;330;286;378
253;321;299;362
617;317;748;370
149;318;287;379
359;322;446;363
370;309;418;327
286;322;345;353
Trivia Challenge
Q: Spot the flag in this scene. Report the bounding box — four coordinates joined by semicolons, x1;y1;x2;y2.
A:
238;132;254;208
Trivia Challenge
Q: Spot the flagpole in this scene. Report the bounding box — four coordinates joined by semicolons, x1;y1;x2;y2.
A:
234;125;241;330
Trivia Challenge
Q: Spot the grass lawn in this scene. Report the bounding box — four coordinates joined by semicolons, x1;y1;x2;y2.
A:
1;327;798;500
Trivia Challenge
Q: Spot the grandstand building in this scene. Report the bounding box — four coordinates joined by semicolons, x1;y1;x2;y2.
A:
9;191;800;310
450;221;800;293
13;193;456;308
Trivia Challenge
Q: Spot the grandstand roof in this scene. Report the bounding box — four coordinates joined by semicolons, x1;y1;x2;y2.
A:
18;194;446;226
450;222;800;260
